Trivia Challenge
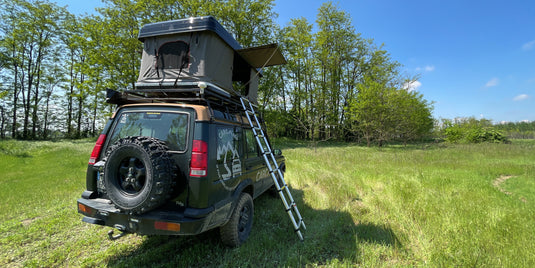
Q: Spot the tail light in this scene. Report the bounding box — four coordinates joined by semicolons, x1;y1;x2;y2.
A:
155;221;181;232
88;134;106;165
190;140;207;177
78;203;94;215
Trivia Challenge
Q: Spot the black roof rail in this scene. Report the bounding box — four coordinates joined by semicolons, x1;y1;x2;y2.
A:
106;81;249;113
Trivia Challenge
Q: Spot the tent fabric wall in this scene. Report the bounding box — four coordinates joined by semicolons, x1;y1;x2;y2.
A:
246;69;259;103
137;31;235;90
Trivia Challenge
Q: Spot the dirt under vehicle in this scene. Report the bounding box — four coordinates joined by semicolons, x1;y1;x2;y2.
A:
76;16;305;247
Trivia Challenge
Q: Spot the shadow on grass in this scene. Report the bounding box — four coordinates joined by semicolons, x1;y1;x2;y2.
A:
106;189;400;267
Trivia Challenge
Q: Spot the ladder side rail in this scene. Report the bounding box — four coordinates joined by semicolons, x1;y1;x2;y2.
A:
283;184;306;230
241;98;278;173
239;97;305;239
258;125;306;231
245;101;277;159
250;109;305;232
264;161;303;237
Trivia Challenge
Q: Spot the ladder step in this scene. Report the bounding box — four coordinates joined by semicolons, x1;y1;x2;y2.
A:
296;219;304;229
285;201;295;211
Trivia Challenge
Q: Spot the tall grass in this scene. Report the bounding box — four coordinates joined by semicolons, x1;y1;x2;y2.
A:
0;139;534;267
284;140;535;266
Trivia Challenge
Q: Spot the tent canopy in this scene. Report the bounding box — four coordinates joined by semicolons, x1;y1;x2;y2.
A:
237;43;287;68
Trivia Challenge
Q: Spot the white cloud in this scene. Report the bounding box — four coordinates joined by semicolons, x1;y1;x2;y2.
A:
513;94;530;101
415;65;435;72
485;78;499;87
403;80;422;92
522;40;535;51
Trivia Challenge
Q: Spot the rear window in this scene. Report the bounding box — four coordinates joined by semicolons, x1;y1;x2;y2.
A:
108;111;189;152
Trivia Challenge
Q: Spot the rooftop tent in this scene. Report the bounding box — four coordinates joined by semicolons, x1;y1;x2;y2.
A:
136;16;286;103
137;17;238;90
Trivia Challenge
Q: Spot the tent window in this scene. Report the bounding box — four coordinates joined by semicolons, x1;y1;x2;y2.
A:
157;41;189;69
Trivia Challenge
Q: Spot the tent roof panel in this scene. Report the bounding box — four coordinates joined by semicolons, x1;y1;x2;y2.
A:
138;16;242;50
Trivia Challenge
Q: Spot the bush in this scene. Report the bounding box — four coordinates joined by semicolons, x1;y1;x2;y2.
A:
444;125;463;143
465;128;508;143
442;117;509;144
444;126;508;144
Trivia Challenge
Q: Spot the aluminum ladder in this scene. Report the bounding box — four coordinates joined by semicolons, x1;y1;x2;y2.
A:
240;97;306;241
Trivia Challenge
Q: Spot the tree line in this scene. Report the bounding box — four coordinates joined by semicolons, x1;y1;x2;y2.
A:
0;0;435;145
493;121;535;139
433;117;535;143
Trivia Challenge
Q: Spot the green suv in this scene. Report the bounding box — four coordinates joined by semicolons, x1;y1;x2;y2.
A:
77;16;287;247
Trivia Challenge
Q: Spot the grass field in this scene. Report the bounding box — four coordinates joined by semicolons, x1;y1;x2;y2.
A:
0;139;534;267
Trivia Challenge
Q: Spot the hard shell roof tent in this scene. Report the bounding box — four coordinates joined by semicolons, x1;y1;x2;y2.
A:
135;16;286;104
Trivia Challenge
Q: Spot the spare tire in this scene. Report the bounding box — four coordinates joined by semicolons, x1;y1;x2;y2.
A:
103;136;175;214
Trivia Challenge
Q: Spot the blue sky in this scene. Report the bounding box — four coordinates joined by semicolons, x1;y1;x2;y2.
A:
56;0;534;123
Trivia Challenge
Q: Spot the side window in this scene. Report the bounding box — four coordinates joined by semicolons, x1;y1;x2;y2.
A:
157;41;189;70
245;129;258;158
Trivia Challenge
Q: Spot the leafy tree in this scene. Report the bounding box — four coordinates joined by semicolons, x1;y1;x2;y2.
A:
346;76;433;146
0;0;67;139
394;88;434;143
212;0;277;47
315;2;357;139
0;0;22;138
347;77;394;146
280;17;315;139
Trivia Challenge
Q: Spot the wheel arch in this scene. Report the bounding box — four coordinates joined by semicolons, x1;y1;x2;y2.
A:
233;178;254;200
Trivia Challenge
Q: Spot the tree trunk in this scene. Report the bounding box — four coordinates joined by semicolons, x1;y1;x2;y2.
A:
91;97;97;136
0;106;5;139
76;72;85;138
11;58;19;139
31;52;43;139
91;76;100;136
23;44;34;140
67;52;75;138
43;92;52;139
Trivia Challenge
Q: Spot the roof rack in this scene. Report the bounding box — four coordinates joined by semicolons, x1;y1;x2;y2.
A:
106;81;248;112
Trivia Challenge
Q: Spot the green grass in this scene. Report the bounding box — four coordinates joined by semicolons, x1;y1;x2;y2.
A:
1;139;534;267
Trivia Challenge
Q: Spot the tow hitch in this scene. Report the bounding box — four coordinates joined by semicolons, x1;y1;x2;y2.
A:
107;224;128;240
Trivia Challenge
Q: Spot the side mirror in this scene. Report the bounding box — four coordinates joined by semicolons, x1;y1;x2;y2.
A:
273;149;282;156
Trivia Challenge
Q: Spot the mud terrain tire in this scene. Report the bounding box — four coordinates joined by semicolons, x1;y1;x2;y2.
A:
103;136;174;214
220;193;254;247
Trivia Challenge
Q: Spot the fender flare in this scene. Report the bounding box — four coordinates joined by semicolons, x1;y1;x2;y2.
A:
219;179;254;225
232;178;254;201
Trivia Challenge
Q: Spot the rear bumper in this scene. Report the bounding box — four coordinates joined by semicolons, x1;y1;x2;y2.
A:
77;197;231;235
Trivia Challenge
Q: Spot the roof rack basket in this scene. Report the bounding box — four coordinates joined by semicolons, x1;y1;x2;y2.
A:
106;80;246;112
